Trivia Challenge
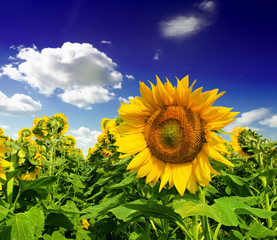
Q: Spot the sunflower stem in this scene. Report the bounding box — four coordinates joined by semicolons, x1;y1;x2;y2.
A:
212;223;222;240
192;216;198;239
7;152;17;207
176;221;195;240
198;185;212;240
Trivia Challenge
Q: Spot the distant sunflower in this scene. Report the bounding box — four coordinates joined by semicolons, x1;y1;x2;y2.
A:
65;136;76;148
47;113;69;136
115;75;239;195
32;116;49;139
18;127;33;140
230;126;254;158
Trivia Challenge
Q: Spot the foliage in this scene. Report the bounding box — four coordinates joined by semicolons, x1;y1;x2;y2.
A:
0;115;276;239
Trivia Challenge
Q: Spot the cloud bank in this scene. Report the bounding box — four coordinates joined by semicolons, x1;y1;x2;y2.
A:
0;42;123;109
0;91;41;116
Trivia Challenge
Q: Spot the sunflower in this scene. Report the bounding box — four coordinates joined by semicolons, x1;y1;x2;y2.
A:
65;135;77;148
32;116;49;139
115;75;239;195
230;126;259;159
47;113;69;136
101;118;110;132
18;127;34;140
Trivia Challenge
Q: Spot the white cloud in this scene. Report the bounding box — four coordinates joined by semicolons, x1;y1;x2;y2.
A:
118;96;134;104
198;0;216;13
0;91;41;116
259;115;277;128
0;124;10;130
224;108;271;132
125;74;135;80
59;86;114;110
160;1;216;38
153;49;162;61
71;126;101;154
100;40;112;44
0;42;123;109
161;16;206;38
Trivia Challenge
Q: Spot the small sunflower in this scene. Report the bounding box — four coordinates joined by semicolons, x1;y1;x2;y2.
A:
18;127;34;140
65;135;76;148
101;118;110;132
115;75;239;195
230;126;259;159
32;116;49;139
102;148;113;157
47;113;69;136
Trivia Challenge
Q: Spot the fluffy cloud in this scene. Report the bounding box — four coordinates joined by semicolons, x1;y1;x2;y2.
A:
71;126;101;154
59;86;115;110
224;108;271;132
118;96;134;104
0;91;41;116
259;115;277;128
160;1;216;38
0;42;123;109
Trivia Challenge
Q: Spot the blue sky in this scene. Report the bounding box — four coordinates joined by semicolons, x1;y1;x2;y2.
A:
0;0;276;154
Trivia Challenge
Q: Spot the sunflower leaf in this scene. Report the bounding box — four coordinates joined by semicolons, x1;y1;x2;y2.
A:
248;222;277;238
173;197;239;226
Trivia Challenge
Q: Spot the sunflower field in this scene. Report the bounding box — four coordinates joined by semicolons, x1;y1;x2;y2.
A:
0;76;276;240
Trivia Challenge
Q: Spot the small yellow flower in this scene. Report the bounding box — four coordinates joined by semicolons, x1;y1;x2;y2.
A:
102;148;113;157
81;219;90;230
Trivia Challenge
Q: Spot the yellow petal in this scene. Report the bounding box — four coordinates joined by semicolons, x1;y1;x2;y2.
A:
127;148;151;170
115;133;147;156
202;144;234;167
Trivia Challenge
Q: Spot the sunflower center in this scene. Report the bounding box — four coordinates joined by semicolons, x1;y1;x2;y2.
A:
144;106;205;164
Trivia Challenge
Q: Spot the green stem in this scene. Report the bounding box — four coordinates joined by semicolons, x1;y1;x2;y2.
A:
198;185;212;240
10;189;21;212
7;152;17;207
192;216;198;239
265;192;272;228
212;223;222;240
176;221;195;240
149;219;159;238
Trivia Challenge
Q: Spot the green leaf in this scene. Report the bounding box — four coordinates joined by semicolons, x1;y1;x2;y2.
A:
229;229;244;240
220;171;252;197
51;231;68;240
108;173;136;190
0;205;9;221
55;157;67;166
173;197;239;226
76;227;93;240
1;207;44;240
19;176;58;194
83;192;125;219
215;197;277;219
259;168;277;178
249;222;277;238
110;199;147;221
124;201;183;223
45;213;74;230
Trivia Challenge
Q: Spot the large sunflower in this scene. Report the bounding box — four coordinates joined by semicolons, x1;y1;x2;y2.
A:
115;75;239;195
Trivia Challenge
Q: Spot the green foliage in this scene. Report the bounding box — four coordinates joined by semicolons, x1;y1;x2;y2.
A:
0;119;276;239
